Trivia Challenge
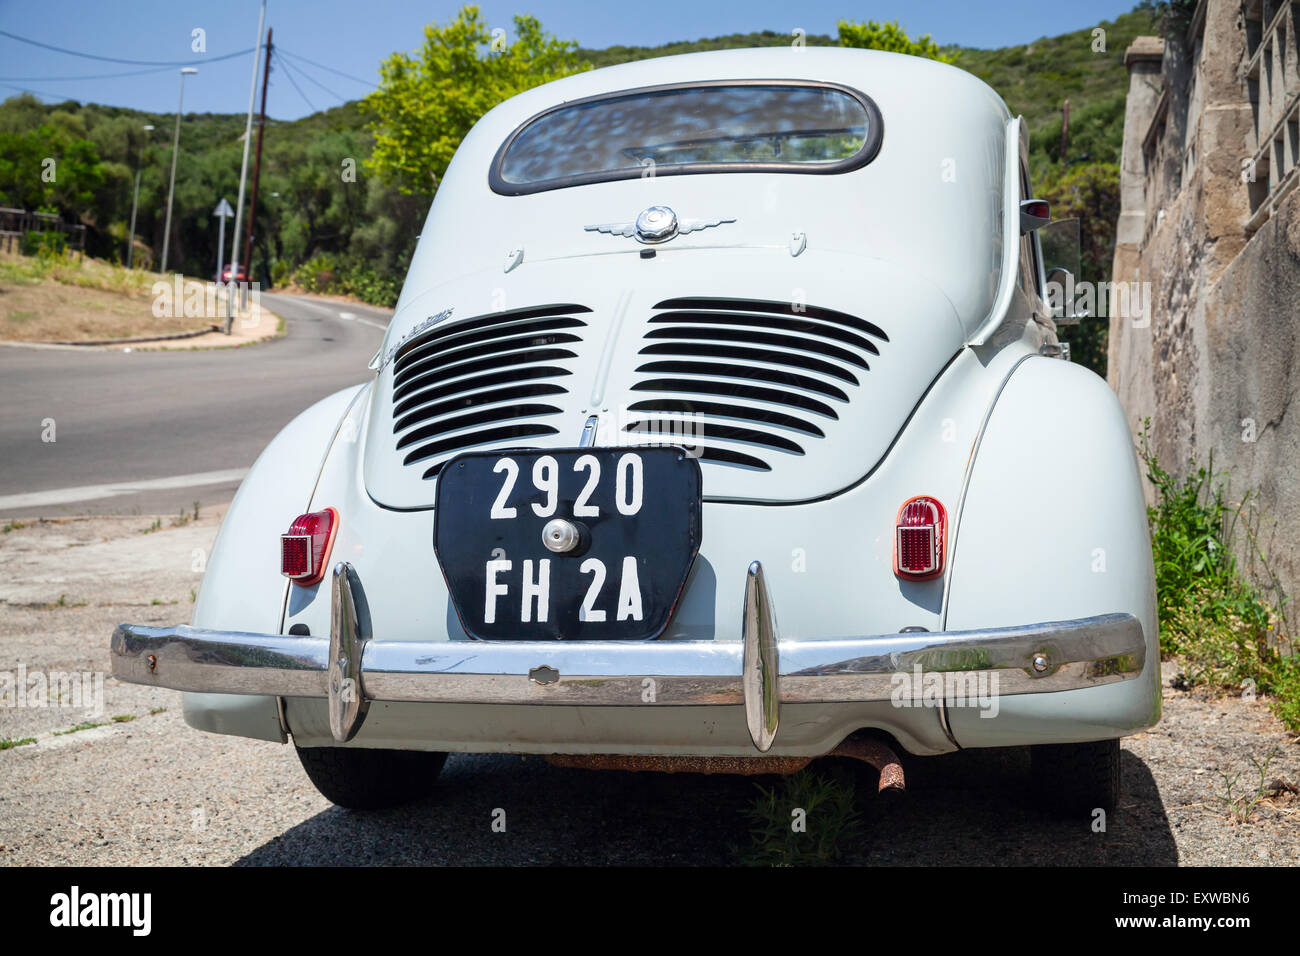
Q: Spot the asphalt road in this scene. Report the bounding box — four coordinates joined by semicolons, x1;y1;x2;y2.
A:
0;293;389;518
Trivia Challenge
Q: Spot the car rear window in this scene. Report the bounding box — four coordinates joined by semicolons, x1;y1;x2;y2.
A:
490;81;882;195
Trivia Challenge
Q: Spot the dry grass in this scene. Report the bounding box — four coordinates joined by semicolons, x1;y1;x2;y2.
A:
0;252;215;342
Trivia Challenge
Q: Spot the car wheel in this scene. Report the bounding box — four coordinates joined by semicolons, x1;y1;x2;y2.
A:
1030;738;1120;815
295;745;448;810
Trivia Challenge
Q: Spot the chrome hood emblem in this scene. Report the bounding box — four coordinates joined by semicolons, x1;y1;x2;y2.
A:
585;205;736;244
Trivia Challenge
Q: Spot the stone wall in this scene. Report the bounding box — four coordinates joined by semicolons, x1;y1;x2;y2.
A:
1109;0;1300;610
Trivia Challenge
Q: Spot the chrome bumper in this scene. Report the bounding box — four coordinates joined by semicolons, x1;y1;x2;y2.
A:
111;562;1146;751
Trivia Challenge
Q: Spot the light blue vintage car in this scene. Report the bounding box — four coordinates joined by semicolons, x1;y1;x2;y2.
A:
112;47;1158;813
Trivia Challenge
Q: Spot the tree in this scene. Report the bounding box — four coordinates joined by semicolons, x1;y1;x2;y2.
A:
0;125;104;215
362;5;589;197
837;19;955;63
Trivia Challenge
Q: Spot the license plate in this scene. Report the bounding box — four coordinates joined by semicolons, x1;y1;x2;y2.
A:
434;446;702;641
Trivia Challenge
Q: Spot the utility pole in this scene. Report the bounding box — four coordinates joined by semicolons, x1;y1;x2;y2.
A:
126;123;154;268
227;0;267;332
1060;99;1070;166
243;27;272;278
160;68;197;275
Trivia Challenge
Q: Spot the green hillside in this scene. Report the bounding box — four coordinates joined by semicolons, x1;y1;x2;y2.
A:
956;8;1157;177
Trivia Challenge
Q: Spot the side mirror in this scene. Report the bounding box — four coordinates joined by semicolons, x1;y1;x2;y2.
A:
1045;266;1070;288
1038;218;1085;324
1043;267;1092;325
1044;267;1082;325
1019;199;1051;234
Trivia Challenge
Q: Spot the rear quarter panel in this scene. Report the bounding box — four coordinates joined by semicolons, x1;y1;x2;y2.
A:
182;384;364;741
942;356;1160;745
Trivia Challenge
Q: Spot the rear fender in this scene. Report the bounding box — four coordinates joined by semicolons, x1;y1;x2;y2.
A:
942;357;1160;746
183;383;367;741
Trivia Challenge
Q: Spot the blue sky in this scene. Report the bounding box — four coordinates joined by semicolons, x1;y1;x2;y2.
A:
1;0;1141;119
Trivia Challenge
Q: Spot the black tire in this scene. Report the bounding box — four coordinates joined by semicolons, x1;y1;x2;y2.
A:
1030;738;1121;816
295;745;448;810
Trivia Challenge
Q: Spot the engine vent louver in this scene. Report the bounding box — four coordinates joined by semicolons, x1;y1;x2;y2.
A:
626;297;888;474
389;304;590;479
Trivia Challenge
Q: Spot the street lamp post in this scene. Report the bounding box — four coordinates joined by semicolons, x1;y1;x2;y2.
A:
159;67;198;275
125;123;154;269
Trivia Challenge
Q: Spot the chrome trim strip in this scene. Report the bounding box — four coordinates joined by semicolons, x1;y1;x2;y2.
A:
742;561;780;752
111;612;1145;709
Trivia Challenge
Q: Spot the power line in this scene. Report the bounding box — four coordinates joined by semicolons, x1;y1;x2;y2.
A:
274;53;317;112
0;82;75;100
0;29;254;66
0;65;180;82
275;50;346;103
277;48;377;88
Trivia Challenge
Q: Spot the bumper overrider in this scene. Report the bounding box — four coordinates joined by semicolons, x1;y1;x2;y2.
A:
111;562;1146;751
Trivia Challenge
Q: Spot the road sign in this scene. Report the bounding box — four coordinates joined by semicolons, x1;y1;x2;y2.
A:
214;197;233;310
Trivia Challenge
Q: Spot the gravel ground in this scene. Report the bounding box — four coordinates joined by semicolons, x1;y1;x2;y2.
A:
1;514;1296;866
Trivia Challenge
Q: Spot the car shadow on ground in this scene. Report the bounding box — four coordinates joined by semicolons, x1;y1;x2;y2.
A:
234;747;1178;866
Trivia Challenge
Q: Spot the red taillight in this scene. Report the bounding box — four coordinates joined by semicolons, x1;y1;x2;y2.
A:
894;496;946;580
280;508;338;586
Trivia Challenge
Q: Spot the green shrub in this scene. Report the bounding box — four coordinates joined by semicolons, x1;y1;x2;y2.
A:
21;230;67;258
291;253;340;294
270;258;293;288
289;253;400;307
342;265;400;307
1139;420;1297;730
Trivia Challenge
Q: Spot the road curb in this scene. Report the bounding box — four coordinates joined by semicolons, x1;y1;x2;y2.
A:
41;325;220;347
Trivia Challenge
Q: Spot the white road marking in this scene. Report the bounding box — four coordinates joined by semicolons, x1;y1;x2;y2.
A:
335;310;387;330
0;468;250;510
262;294;389;331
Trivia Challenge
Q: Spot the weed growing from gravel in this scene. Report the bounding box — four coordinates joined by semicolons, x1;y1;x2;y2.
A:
1217;751;1279;824
52;721;106;736
2;520;26;533
737;764;862;866
1140;421;1298;731
111;715;136;723
0;737;36;750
